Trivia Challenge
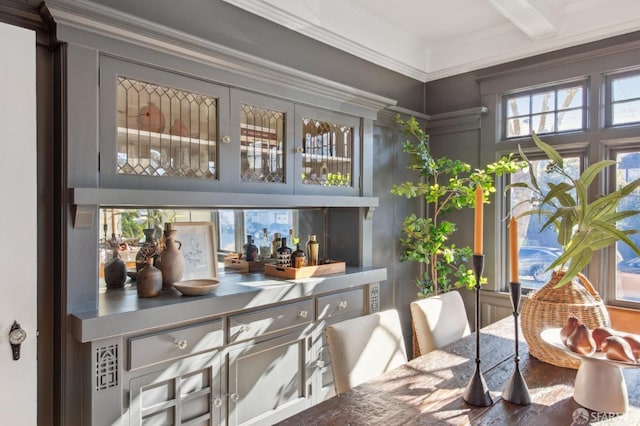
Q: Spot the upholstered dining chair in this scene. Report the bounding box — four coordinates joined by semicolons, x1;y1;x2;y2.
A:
410;290;470;357
325;309;408;394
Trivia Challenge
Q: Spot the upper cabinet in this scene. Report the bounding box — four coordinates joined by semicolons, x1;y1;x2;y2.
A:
99;56;361;196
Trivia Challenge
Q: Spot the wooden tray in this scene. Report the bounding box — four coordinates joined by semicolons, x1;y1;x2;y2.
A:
224;256;273;273
264;260;346;279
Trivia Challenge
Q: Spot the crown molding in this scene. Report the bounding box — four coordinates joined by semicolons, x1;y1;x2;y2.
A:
44;0;397;117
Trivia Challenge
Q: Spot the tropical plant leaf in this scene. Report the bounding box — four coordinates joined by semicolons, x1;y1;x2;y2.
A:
591;220;640;257
554;248;592;288
532;132;564;168
579;160;616;188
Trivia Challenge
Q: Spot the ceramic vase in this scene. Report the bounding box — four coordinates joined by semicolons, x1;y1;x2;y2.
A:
276;237;292;267
158;229;184;289
104;246;127;289
291;243;307;268
136;257;162;298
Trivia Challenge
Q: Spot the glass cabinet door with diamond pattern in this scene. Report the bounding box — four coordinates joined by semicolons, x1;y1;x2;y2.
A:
229;89;294;194
99;56;230;191
294;105;361;196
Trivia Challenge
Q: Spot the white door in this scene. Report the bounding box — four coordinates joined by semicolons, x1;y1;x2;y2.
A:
0;21;38;425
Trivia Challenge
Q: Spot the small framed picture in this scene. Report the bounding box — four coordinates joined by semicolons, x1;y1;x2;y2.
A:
169;222;218;280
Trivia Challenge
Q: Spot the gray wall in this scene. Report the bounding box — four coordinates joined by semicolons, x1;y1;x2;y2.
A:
91;0;425;112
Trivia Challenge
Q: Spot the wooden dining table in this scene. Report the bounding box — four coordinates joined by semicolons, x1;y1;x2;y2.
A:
278;316;640;425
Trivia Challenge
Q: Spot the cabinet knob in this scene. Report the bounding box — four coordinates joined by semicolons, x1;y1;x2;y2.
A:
221;136;231;144
299;310;308;319
174;339;188;350
229;393;240;402
212;397;222;408
296;147;304;153
241;324;251;333
338;300;348;309
315;360;325;368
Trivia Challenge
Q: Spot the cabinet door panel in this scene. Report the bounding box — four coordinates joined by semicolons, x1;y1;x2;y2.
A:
227;332;312;425
100;56;230;192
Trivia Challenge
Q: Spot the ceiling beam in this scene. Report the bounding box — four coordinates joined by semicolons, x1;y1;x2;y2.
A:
487;0;560;39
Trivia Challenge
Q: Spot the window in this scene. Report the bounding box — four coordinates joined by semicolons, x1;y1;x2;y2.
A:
614;150;640;302
509;155;582;290
503;82;586;139
608;72;640;126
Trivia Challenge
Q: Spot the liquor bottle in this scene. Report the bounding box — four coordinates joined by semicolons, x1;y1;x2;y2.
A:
271;232;282;258
306;234;319;266
259;227;271;259
245;235;258;261
291;242;307;268
276;237;292;267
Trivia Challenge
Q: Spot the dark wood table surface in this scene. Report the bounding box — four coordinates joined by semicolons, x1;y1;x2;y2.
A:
278;316;640;425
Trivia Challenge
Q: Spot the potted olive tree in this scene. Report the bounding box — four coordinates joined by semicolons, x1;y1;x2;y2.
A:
392;116;526;297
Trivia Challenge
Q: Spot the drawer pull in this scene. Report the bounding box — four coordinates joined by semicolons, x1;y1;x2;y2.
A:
315;360;325;368
229;393;240;402
241;324;251;333
212;397;222;408
296;147;304;153
299;310;309;319
175;339;188;350
221;135;231;144
338;300;348;309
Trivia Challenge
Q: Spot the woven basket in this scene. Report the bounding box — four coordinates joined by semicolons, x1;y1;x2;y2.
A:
521;270;610;369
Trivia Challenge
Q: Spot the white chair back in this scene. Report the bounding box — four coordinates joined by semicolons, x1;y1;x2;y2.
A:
410;291;470;356
326;309;407;394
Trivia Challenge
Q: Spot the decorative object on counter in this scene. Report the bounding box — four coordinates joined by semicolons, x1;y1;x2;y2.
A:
169;222;218;280
508;133;640;368
103;244;127;289
259;228;270;259
271;232;282;258
276;237;292;267
173;279;220;296
135;228;158;272
157;228;184;289
291;242;307;268
264;260;346;279
462;253;493;407
136;257;162;298
169;118;189;137
137;102;165;133
223;253;273;273
502;216;531;405
245;235;258;261
306;234;319;266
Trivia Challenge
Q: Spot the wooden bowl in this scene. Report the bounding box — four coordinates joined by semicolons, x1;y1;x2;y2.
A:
173;279;220;296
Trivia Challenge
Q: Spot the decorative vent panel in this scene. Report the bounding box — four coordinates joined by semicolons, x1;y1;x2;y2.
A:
240;103;285;183
116;77;218;180
301;117;352;187
96;344;118;391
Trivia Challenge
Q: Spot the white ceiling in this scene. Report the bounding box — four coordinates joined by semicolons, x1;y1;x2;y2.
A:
223;0;640;82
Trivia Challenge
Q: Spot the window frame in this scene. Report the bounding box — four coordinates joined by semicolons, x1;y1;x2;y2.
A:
605;69;640;128
501;80;588;140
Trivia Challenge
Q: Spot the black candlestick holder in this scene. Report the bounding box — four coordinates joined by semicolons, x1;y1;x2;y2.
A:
463;254;493;407
502;281;531;405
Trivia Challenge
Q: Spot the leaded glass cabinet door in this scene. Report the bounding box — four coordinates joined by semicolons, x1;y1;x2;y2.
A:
294;105;361;196
100;56;230;191
229;89;294;194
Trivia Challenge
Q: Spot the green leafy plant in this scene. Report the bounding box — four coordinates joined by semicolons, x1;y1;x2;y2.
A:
392;115;526;297
507;133;640;287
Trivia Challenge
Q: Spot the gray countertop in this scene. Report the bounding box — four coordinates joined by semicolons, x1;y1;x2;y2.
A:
70;266;387;342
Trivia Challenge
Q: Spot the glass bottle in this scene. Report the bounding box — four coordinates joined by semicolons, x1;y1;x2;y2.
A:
291;242;307;268
259;227;271;259
271;232;282;258
276;237;292;267
306;234;319;266
245;235;258;261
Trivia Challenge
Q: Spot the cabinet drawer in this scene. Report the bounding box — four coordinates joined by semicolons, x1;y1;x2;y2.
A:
128;319;223;370
316;288;364;321
228;300;314;344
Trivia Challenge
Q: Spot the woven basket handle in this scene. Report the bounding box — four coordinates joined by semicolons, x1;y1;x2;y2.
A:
576;272;599;297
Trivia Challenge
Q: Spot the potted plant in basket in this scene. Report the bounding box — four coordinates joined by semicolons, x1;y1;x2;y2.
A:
506;132;640;368
392;115;526;297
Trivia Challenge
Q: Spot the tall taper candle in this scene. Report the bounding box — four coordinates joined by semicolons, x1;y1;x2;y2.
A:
474;185;483;255
509;216;519;283
111;209;116;237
